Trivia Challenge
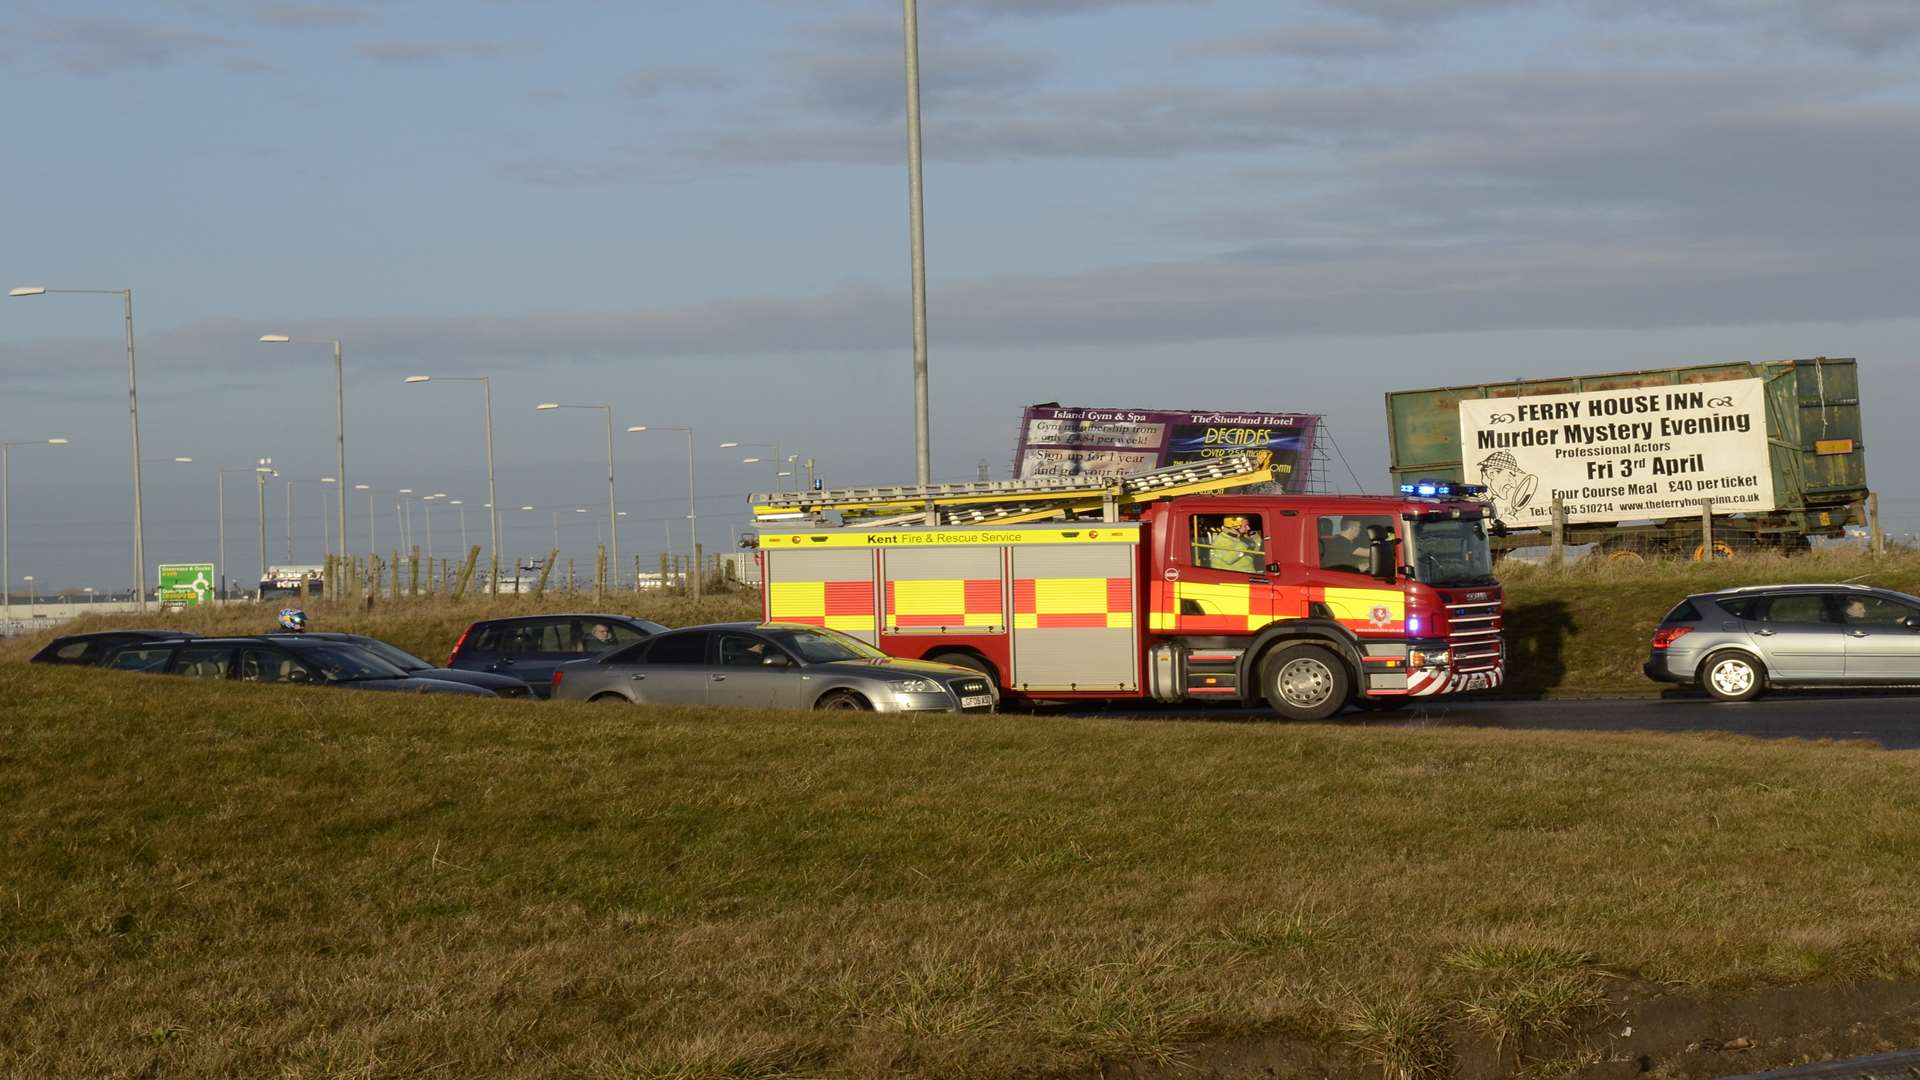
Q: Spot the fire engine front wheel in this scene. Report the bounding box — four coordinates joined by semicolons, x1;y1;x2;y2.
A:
1259;644;1351;722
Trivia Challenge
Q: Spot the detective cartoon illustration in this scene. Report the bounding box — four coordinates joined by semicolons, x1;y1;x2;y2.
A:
1477;450;1539;517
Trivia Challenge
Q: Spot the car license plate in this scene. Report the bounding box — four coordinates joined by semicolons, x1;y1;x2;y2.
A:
960;694;993;709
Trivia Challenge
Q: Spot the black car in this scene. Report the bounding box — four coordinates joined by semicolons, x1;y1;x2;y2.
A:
31;630;202;666
446;613;668;698
97;636;496;696
266;632;533;698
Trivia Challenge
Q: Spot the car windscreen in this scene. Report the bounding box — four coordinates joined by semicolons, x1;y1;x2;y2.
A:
285;644;411;681
1407;517;1496;587
345;637;430;671
762;627;888;663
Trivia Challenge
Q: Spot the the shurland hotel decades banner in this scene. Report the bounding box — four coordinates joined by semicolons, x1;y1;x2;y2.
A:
1013;405;1320;492
1457;378;1777;526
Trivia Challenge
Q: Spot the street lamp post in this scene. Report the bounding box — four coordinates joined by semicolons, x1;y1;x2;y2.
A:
217;464;264;601
354;484;377;555
629;425;701;599
450;500;468;553
3;437;69;627
10;286;148;608
258;335;349;589
320;478;337;559
901;0;933;486
406;375;500;595
537;403;618;587
721;441;785;491
256;458;276;592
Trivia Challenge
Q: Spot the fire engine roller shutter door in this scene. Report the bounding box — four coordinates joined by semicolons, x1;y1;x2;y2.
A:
763;548;879;644
882;547;1006;634
1010;543;1138;692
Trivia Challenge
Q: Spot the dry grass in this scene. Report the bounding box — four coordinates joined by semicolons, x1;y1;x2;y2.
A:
6;660;1920;1076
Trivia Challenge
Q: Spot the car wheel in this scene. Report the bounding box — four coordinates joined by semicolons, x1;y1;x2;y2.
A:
588;692;629;704
814;690;872;712
1700;650;1764;702
1260;644;1351;721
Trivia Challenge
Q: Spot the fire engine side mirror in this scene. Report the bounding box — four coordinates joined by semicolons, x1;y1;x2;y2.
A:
1366;527;1397;584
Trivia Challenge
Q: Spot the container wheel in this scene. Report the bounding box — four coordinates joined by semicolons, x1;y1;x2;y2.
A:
1259;644;1351;722
1691;539;1736;561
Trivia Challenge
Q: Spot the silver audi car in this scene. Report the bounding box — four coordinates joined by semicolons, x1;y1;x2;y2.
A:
550;622;999;713
1645;583;1920;701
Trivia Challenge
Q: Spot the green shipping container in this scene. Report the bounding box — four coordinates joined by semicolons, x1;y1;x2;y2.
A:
1385;358;1868;549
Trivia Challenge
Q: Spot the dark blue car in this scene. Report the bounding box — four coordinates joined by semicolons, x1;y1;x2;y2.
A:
446;613;668;698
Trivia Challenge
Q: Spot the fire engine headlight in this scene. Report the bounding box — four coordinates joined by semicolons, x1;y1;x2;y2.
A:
1409;648;1450;669
888;678;942;695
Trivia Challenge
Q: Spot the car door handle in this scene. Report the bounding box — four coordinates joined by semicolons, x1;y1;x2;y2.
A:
1849;630;1868;637
710;674;727;681
1754;629;1774;636
495;657;515;666
629;673;646;681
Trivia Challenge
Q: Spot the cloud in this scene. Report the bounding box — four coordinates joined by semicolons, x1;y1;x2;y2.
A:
773;15;1056;122
1317;0;1529;23
35;16;234;74
254;2;367;28
620;64;738;100
358;40;508;65
948;0;1208;13
1593;0;1920;57
1185;20;1415;57
1793;0;1920;54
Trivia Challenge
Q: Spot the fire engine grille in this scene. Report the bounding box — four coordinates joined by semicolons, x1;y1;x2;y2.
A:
1446;601;1502;673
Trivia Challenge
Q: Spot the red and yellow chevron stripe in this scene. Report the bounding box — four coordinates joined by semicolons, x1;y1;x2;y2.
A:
1013;576;1132;629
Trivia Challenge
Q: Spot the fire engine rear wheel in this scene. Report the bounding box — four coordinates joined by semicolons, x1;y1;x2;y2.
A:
927;651;998;689
1259;644;1351;722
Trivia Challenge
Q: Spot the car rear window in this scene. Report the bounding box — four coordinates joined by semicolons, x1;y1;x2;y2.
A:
54;641;91;661
1716;596;1762;619
1661;599;1703;623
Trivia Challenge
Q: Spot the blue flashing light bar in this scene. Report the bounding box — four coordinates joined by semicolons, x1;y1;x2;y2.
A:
1399;480;1490;499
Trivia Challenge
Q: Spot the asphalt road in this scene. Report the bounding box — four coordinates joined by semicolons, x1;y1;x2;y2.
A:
1061;693;1920;749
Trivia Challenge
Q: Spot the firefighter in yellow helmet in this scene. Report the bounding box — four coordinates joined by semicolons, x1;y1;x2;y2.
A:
1204;515;1262;573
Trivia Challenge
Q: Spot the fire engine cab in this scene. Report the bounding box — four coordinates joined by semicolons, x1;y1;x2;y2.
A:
750;454;1503;720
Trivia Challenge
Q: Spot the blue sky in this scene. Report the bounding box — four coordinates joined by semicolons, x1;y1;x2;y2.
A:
4;0;1919;593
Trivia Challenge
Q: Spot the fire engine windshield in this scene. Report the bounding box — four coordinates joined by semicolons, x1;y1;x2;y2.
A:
1407;518;1496;587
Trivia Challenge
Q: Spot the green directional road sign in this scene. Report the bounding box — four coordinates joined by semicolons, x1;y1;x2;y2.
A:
157;563;216;608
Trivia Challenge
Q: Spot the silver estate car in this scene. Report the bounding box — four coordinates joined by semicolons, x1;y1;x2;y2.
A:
550;622;999;713
1645;584;1920;701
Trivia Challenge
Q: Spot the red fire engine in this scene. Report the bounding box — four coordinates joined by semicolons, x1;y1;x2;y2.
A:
751;454;1503;720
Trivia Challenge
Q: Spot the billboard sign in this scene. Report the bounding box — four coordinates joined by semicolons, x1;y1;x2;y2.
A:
1457;378;1777;527
1013;406;1320;492
157;563;216;607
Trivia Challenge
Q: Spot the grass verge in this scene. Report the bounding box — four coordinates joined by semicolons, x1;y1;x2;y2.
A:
4;662;1919;1076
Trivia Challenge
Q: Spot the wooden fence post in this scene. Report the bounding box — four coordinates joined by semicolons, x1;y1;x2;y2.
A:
391;550;402;599
1870;492;1886;556
1699;499;1715;560
453;546;479;599
1548;496;1566;567
533;548;558;598
595;544;607;601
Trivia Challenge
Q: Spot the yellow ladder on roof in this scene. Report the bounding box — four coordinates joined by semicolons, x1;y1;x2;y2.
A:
750;451;1277;527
